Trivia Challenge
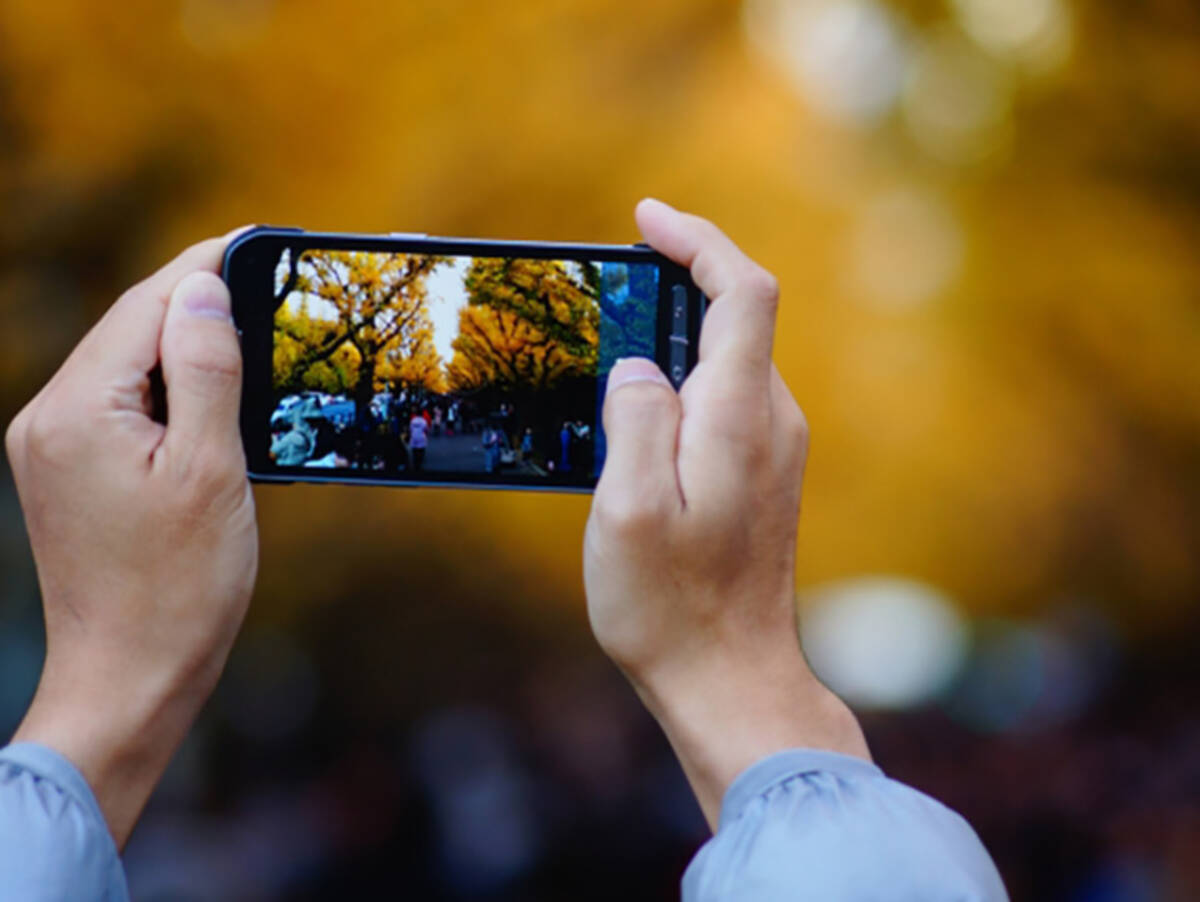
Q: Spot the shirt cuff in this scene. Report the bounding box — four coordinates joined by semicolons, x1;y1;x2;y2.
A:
0;742;116;844
717;748;883;831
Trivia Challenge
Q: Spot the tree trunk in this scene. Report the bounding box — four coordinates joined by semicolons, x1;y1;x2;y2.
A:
355;345;376;428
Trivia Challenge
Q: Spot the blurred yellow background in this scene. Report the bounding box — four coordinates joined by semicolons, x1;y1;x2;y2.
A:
4;0;1197;621
2;0;1198;898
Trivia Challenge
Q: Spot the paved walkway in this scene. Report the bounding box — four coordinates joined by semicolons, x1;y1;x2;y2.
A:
417;432;539;475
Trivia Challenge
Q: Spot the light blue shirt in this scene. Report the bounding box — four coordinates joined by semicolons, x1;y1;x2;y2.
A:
0;743;128;901
683;749;1008;901
0;743;1006;901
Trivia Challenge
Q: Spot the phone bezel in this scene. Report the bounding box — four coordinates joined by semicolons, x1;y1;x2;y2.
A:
223;226;703;492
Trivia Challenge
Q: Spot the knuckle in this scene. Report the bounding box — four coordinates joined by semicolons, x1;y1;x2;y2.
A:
179;236;228;270
193;235;228;259
740;435;772;472
691;215;724;245
117;280;146;304
24;401;79;464
114;280;157;317
179;444;243;500
180;331;242;384
592;487;669;541
114;283;142;309
783;400;809;449
605;381;674;430
5;407;30;469
744;265;780;307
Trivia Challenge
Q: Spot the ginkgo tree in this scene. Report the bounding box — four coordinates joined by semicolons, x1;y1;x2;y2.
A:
273;250;447;423
445;258;600;394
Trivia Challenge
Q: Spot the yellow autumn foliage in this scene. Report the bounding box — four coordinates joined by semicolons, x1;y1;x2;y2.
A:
273;250;446;399
2;0;1199;621
447;258;599;393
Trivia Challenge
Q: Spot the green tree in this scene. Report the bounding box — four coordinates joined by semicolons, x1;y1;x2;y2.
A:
597;262;658;366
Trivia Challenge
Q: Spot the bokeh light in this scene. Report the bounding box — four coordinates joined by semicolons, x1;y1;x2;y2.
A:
944;608;1118;733
801;577;969;710
952;0;1073;73
901;30;1014;166
847;185;964;309
744;0;907;124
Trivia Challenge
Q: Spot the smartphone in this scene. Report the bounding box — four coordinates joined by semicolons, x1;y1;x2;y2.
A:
223;227;705;492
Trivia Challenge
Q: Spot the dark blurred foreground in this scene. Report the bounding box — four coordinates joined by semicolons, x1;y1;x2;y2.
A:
4;474;1195;901
125;598;1200;902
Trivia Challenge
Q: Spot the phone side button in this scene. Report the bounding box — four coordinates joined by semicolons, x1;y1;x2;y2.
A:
668;334;688;387
671;284;688;334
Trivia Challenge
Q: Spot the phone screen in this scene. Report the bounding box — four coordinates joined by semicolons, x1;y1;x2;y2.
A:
255;244;671;488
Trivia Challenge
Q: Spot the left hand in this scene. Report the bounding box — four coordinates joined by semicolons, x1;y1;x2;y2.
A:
6;230;258;848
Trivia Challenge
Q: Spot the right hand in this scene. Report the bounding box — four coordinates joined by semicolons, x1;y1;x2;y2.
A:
6;231;258;847
583;200;869;828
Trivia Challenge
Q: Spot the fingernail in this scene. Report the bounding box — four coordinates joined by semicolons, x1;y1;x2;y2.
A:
179;272;232;321
639;197;676;213
607;357;671;398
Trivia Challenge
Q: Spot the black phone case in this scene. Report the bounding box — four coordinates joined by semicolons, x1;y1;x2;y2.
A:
223;226;704;493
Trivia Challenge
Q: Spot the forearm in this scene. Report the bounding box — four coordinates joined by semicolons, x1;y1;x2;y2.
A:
632;638;870;829
13;651;215;849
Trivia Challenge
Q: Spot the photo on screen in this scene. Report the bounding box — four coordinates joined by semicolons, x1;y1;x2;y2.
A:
268;248;658;481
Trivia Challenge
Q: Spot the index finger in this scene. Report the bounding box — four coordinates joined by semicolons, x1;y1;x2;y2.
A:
21;232;242;427
66;229;247;391
634;199;779;391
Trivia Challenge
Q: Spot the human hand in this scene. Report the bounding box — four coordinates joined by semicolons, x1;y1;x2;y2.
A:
583;200;869;828
5;232;258;848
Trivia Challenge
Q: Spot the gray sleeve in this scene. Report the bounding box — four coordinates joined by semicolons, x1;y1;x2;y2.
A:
682;749;1008;902
0;743;130;902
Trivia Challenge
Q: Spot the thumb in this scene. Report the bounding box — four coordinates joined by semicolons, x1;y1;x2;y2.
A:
596;357;683;515
158;271;244;462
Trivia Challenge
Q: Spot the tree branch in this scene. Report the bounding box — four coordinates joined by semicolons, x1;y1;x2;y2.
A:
273;247;301;312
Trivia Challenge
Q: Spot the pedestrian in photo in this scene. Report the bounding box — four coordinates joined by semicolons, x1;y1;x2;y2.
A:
384;394;404;470
559;420;572;473
353;397;375;467
409;410;428;471
566;420;586;473
521;427;534;462
483;425;501;473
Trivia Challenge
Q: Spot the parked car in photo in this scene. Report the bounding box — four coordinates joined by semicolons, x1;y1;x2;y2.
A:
319;399;354;428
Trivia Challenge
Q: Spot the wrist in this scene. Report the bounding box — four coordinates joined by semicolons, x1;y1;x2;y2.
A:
630;637;870;829
12;653;209;849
